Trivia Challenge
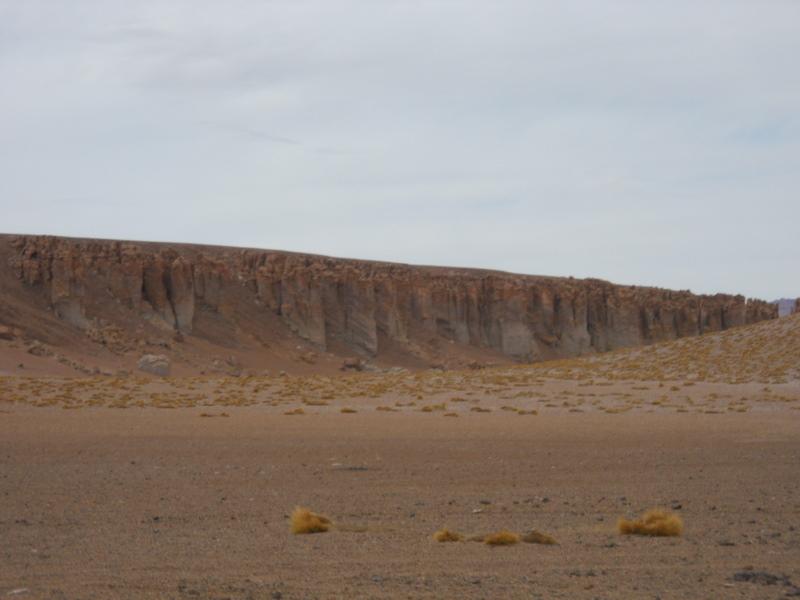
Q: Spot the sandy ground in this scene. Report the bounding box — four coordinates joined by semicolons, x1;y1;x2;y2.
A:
2;397;800;599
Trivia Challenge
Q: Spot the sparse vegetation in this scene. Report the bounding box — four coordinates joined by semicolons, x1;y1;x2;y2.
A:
433;528;463;542
522;530;557;545
484;530;521;546
290;507;332;534
618;509;683;537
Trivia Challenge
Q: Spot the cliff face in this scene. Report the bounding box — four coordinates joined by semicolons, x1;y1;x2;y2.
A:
1;235;777;365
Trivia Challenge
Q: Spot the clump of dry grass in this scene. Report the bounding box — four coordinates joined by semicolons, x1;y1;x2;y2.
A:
433;528;463;542
484;530;521;545
290;507;332;534
303;399;329;406
340;407;357;414
522;530;557;545
618;508;683;537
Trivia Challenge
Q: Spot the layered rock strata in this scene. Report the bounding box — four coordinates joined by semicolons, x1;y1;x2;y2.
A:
2;235;778;362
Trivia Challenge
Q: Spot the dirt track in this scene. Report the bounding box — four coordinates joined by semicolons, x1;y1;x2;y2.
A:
2;406;799;599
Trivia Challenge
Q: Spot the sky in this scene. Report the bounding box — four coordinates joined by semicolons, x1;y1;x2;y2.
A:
1;1;798;300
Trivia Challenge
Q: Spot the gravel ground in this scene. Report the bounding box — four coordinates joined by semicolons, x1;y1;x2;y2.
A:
2;401;799;599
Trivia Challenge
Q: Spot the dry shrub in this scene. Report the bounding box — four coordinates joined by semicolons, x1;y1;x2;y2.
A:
340;407;357;414
290;507;332;534
618;509;683;537
433;528;463;542
484;530;521;546
522;530;557;545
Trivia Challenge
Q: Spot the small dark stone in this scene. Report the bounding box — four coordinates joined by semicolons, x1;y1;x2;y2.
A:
732;571;793;587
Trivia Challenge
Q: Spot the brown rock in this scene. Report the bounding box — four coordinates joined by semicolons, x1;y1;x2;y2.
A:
27;341;51;357
137;354;170;377
341;357;364;371
298;351;317;364
0;325;14;341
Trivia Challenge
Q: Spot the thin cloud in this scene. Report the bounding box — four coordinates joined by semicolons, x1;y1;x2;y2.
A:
0;1;798;300
200;121;300;145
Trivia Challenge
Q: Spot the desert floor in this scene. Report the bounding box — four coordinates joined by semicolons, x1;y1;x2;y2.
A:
2;377;800;599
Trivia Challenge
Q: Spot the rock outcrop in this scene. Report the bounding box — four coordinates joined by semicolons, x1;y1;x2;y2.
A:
137;354;170;377
1;234;778;364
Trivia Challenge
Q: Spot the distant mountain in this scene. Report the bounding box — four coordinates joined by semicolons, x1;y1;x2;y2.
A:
772;298;798;317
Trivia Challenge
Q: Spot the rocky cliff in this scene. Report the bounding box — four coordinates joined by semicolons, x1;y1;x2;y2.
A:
0;235;778;370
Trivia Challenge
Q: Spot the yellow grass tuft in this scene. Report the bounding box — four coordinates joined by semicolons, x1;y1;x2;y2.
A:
290;507;332;534
484;530;521;546
618;508;683;537
340;407;357;414
522;530;557;545
433;528;463;542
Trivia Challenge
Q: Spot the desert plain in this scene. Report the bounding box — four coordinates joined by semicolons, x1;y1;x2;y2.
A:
2;314;800;599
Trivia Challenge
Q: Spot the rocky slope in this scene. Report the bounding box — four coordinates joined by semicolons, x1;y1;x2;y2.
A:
537;311;800;384
0;234;777;375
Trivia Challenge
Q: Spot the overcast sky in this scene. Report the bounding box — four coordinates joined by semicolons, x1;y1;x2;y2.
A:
1;1;798;300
